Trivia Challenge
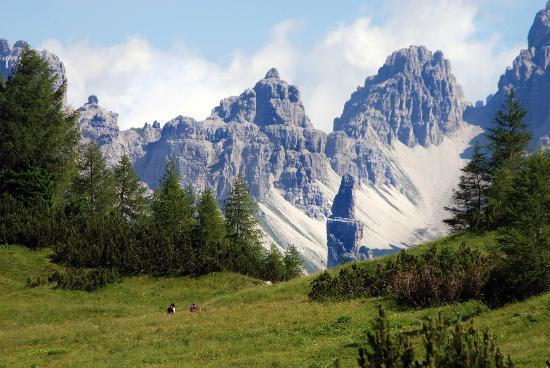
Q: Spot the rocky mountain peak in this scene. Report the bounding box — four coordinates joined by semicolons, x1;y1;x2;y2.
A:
211;68;311;128
464;3;550;149
265;67;280;79
334;45;465;147
0;39;66;90
87;95;99;105
528;3;550;49
0;39;10;54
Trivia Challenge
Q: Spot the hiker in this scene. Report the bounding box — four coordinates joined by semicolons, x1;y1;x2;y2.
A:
167;303;176;314
189;302;200;313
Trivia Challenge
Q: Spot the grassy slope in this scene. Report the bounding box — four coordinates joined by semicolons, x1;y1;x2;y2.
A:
0;235;548;368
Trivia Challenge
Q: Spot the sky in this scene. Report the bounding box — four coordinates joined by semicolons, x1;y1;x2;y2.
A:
0;0;545;131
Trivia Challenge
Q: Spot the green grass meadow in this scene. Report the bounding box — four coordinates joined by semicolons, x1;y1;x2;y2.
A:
0;238;548;367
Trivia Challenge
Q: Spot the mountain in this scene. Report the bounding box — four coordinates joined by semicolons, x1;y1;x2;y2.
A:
0;39;66;90
2;36;476;271
76;49;477;271
77;95;161;166
464;3;550;149
327;46;467;199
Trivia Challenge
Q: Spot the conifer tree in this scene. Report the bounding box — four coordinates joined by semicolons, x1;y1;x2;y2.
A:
283;245;302;280
486;91;532;227
113;155;147;221
195;188;226;273
444;141;490;232
69;142;116;216
486;90;532;170
223;174;264;276
262;244;286;282
0;46;78;204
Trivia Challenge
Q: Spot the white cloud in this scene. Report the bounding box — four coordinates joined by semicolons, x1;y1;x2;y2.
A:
41;0;524;132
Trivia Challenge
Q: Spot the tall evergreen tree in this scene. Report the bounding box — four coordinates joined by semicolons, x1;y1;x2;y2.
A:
0;46;78;204
486;91;532;227
485;151;550;305
262;244;286;282
113;155;147;221
151;161;194;232
444;142;490;232
283;245;303;280
223;175;264;276
68;142;116;216
195;188;226;273
486;89;532;170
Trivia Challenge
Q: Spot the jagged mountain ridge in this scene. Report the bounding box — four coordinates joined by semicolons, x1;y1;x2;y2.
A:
0;39;66;90
76;50;474;271
464;3;550;149
1;37;477;271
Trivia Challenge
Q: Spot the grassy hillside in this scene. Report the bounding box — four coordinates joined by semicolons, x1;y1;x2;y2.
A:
0;241;548;368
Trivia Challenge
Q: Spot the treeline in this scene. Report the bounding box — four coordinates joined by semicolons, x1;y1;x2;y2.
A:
311;91;549;307
0;45;302;286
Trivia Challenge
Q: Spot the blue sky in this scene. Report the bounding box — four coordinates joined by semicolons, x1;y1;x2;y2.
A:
1;0;546;130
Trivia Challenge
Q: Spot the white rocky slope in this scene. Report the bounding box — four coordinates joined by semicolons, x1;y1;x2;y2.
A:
259;122;481;270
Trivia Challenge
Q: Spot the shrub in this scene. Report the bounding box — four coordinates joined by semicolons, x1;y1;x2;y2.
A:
48;267;119;291
388;245;491;307
354;305;513;368
310;245;490;307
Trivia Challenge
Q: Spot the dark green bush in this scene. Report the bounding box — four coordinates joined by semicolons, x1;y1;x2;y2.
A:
310;245;490;307
354;305;513;368
48;267;119;291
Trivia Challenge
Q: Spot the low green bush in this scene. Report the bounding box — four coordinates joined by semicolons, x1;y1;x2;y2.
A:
48;267;119;291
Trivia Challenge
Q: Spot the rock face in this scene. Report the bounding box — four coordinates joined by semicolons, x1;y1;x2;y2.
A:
326;175;365;268
464;3;550;149
135;69;330;217
0;39;66;90
327;46;466;197
77;95;161;166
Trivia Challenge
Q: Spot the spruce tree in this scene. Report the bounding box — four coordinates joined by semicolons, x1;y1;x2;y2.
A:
195;188;226;273
485;151;550;305
486;91;532;227
0;46;78;204
444;141;489;232
486;90;532;170
149;160;195;273
283;245;302;280
113;155;147;221
68;141;116;216
262;244;286;282
223;175;264;276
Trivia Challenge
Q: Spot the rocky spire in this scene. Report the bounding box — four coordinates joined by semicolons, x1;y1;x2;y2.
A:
326;175;364;268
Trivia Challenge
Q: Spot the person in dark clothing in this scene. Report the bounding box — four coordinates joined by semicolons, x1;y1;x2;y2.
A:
189;302;200;312
167;303;176;314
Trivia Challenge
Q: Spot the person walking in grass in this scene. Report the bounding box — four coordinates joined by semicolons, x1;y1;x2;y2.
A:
189;303;200;312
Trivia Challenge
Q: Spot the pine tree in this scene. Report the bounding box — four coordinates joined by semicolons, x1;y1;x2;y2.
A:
486;89;532;170
262;244;286;282
68;141;116;216
283;245;302;280
149;160;195;274
223;175;264;276
485;151;550;305
195;188;226;273
113;155;147;221
444;141;490;232
485;90;533;227
0;46;78;204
